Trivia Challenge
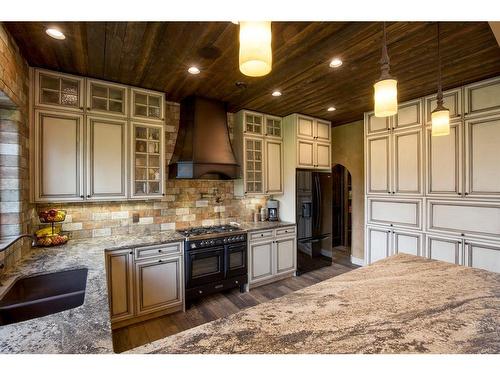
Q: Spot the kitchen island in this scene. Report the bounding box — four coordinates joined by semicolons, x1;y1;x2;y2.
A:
129;254;500;354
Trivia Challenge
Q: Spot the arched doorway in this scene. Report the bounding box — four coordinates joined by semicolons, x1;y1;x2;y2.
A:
331;164;352;265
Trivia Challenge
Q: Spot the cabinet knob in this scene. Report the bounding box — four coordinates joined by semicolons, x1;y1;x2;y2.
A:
158;249;162;253
129;251;133;255
158;259;163;263
390;223;393;227
80;195;84;199
87;195;91;198
464;192;469;196
387;191;391;194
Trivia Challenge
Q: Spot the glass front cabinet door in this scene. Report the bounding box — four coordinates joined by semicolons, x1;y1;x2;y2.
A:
131;88;165;123
244;137;264;194
131;122;164;198
35;69;84;111
86;79;128;117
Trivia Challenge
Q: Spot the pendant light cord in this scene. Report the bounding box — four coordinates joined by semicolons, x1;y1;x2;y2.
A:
379;22;391;80
437;22;443;105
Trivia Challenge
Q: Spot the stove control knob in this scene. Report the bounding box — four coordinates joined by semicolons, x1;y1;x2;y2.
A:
210;240;215;245
200;241;205;246
190;243;197;249
223;238;228;243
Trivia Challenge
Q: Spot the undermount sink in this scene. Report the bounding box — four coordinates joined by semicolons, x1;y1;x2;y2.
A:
0;268;88;326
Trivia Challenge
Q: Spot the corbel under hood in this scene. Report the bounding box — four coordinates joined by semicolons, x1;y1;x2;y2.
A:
168;96;239;179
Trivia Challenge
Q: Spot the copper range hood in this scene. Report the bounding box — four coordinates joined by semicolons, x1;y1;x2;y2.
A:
168;96;239;179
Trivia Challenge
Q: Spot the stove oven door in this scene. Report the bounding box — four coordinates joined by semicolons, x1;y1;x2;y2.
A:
225;243;247;279
186;246;225;288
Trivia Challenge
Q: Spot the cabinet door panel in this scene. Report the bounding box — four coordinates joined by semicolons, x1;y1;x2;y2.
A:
315;142;331;169
425;88;462;124
244;112;264;136
426;235;462;265
244;137;264;194
465;77;500;117
35;69;84;111
86;79;128;117
316;120;331;142
427;200;500;239
426;123;462;196
365;112;391;135
367;226;391;264
87;117;127;199
465;115;500;198
297;116;314;139
368;198;421;229
265;140;283;194
297;139;314;168
276;237;296;274
393;128;422;195
395;99;422;130
392;230;422;256
135;257;182;315
465;241;500;273
250;241;273;281
131;88;164;123
35;110;84;201
106;249;134;322
366;135;391;194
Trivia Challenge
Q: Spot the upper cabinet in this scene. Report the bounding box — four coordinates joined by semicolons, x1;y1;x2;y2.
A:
284;114;331;171
234;110;283;196
464;76;500;118
131;88;165;123
86;79;128;118
365;111;391;136
365;99;423;136
35;69;84;112
243;111;264;136
31;68;166;203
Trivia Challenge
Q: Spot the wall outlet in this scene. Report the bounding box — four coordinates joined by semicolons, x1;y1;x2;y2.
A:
132;213;140;223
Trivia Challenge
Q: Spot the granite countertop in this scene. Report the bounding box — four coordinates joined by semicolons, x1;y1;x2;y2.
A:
128;254;500;354
0;231;183;354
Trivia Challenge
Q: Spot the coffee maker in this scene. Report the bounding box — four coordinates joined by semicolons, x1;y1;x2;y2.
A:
267;199;279;221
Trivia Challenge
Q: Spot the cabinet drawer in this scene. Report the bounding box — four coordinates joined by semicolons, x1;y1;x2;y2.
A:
249;230;274;242
134;242;182;260
367;197;422;230
275;226;296;237
427;200;500;239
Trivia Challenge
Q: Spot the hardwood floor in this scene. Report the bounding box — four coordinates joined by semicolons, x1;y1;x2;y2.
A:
112;261;358;353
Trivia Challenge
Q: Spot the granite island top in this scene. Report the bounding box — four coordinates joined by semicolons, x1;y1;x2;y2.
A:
129;254;500;354
0;231;184;354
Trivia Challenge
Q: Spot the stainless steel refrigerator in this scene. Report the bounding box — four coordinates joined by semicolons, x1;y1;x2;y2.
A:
296;170;332;275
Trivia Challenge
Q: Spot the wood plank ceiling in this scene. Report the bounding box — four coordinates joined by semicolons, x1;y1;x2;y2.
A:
5;21;500;125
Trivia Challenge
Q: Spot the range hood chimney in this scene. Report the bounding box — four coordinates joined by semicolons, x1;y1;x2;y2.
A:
168;96;239;179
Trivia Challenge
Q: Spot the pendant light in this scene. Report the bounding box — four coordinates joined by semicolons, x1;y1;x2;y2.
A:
239;21;272;77
431;22;450;137
374;22;398;117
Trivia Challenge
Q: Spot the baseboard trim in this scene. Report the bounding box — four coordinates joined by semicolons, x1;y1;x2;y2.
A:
350;255;365;266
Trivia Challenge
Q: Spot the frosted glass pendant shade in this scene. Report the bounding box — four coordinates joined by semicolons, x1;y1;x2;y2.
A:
239;21;272;77
431;108;450;136
374;78;398;117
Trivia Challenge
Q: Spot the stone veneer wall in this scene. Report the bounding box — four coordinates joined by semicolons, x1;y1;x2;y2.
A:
34;102;267;238
0;23;33;273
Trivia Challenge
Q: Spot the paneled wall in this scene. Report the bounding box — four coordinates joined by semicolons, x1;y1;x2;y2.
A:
364;76;500;273
33;101;266;238
0;23;33;273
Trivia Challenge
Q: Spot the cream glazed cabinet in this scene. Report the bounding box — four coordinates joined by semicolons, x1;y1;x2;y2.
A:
247;225;297;289
31;68;165;202
364;75;500;273
282;114;331;170
105;241;184;328
233;110;284;196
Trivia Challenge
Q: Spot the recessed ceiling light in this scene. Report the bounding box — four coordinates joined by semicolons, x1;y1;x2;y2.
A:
329;58;343;68
46;28;65;40
188;66;200;75
327;106;336;112
272;90;282;97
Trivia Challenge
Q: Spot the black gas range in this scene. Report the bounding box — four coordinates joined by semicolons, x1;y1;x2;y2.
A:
178;225;248;306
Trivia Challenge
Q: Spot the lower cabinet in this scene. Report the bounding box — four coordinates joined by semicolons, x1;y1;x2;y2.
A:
105;242;184;327
135;256;182;316
105;248;135;322
426;234;463;265
465;239;500;273
248;226;296;288
366;225;423;264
